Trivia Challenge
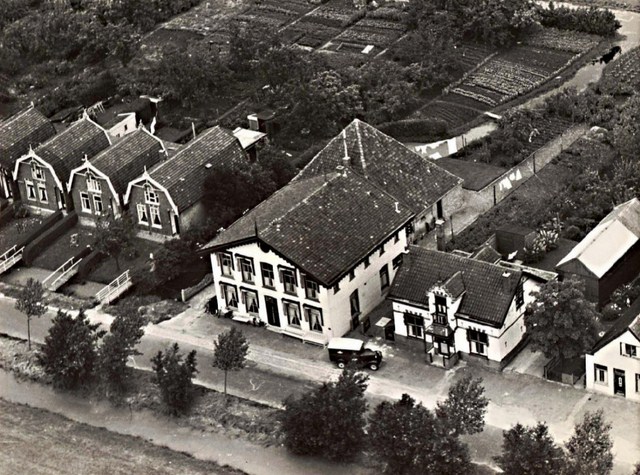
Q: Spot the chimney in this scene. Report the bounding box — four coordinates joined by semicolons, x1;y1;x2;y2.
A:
435;219;446;251
501;271;511;292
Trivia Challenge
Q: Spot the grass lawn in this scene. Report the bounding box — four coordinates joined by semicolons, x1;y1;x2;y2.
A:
0;398;243;475
0;215;44;253
31;225;96;271
87;237;162;285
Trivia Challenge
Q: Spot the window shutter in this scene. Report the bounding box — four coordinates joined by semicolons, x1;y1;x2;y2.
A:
230;254;234;270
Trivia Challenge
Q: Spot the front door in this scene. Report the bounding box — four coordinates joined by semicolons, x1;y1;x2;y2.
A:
350;290;360;330
384;321;395;341
265;297;280;327
614;369;626;396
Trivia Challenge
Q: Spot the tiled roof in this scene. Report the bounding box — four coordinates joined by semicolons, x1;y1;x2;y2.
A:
294;119;462;214
557;198;640;278
389;246;522;327
205;171;414;286
90;129;166;196
591;297;640;353
36;117;110;183
442;271;466;299
0;107;55;170
471;245;502;264
149;126;247;212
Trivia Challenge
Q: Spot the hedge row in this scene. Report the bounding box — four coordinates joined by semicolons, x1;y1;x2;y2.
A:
0;202;16;227
376;118;449;142
15;210;62;251
77;249;106;281
22;211;78;265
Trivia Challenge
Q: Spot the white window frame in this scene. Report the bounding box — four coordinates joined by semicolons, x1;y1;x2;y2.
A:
25;180;36;201
93;195;103;215
222;283;238;309
281;268;297;294
150;205;162;228
87;175;101;193
468;329;489;356
31;163;45;180
241;289;259;314
144;184;159;205
220;253;234;277
595;364;608;385
261;263;274;288
238;257;254;283
304;277;319;301
284;301;301;327
80;192;91;212
305;306;323;333
621;343;638;358
37;183;48;202
137;204;149;225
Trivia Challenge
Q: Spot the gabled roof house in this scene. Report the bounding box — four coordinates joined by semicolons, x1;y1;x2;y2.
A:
12;114;111;213
388;246;543;369
204;169;414;344
67;126;168;223
295;119;463;244
0;107;56;198
557;198;640;307
124;126;248;240
586;297;640;401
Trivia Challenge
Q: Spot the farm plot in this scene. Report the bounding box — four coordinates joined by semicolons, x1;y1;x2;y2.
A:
333;17;405;49
291;0;363;48
600;46;640;95
414;99;487;128
522;27;600;54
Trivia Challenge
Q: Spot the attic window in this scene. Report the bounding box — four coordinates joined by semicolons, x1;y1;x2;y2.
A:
31;163;45;181
144;184;159;204
87;174;101;193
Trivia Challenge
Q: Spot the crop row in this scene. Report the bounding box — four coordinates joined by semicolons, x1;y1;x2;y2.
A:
336;27;400;47
600;46;640;94
450;87;499;107
523;27;599;54
356;18;405;31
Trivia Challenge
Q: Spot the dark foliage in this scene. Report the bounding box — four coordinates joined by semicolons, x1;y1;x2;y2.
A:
540;3;621;36
38;309;104;389
436;375;489;437
495;422;565;475
151;343;198;415
281;369;368;461
15;277;47;350
212;327;249;398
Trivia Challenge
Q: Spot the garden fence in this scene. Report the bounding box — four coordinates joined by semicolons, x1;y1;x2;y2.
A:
181;273;213;302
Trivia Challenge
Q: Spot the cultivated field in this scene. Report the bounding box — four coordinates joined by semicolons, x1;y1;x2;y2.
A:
0;398;242;475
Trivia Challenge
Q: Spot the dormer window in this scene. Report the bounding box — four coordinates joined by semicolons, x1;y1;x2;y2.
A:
144;184;159;204
434;295;447;325
31;163;45;180
87;175;101;193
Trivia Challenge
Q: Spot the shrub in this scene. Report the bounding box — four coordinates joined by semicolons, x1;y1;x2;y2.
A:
151;343;198;415
540;4;621;37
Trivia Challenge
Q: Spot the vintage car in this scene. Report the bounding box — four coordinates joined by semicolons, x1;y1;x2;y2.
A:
327;337;382;371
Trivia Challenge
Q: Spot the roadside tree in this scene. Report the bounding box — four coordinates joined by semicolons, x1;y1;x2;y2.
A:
369;393;471;475
212;327;249;399
15;278;47;350
564;410;613;475
94;212;136;273
151;343;198;415
38;309;104;389
97;310;146;396
436;375;489;437
494;422;565;475
524;278;601;361
281;369;368;461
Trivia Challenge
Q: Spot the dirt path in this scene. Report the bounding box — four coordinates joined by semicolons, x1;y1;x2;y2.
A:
0;397;242;475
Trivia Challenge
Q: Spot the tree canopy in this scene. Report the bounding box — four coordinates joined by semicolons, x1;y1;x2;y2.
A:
494;422;565;475
564;410;613;475
281;369;368;461
436;375;489;437
38;309;104;389
212;327;249;398
15;277;47;350
151;343;198;415
524;278;601;361
94;212;136;273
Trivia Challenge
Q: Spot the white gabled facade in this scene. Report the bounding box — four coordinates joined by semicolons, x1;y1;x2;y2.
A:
211;228;409;343
392;274;540;368
586;329;640;402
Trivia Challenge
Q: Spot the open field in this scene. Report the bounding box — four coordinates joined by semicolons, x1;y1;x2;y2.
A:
0;398;243;475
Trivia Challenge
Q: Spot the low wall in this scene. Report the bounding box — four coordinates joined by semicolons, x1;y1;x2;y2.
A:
23;212;78;265
181;273;213;302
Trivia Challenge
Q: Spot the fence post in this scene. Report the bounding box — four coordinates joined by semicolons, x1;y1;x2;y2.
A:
533;152;536;174
181;289;186;302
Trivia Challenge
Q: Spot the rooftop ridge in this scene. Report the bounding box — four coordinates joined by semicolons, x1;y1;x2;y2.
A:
1;106;35;129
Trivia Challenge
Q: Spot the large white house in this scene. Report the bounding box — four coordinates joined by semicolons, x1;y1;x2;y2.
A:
203;170;414;345
585;298;640;401
388;246;545;369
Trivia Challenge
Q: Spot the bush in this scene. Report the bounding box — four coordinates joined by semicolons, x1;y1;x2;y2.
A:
151;343;198;415
540;4;621;36
38;309;104;389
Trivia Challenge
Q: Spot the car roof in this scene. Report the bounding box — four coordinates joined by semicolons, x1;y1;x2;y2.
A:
327;338;364;351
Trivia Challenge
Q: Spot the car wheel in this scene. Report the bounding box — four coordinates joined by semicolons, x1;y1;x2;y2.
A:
368;363;379;371
337;361;346;369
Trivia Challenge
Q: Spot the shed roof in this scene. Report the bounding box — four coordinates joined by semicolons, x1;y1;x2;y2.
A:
294;119;462;214
35;117;110;183
149;126;247;212
204;171;414;286
0;107;56;170
557;198;640;278
389;246;522;327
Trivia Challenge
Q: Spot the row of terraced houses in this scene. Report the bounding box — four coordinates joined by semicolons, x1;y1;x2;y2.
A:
2;105;639;401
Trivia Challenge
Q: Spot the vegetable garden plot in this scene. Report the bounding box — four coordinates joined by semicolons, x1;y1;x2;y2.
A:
522;27;600;54
335;17;406;49
500;46;575;74
600;46;640;94
441;91;491;112
454;43;496;70
416;99;484;127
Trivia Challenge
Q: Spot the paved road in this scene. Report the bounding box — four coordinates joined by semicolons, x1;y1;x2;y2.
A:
1;294;638;473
